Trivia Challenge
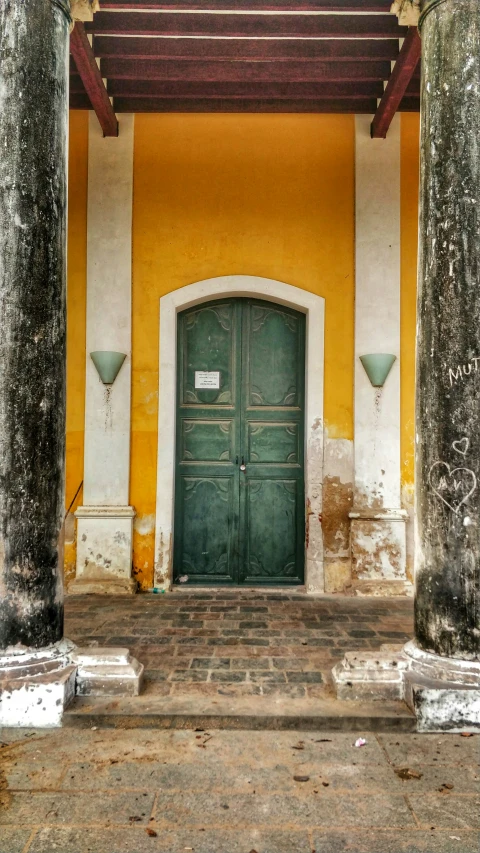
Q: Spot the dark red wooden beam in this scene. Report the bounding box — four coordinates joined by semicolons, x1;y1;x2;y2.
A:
70;22;118;137
106;79;384;99
101;58;392;82
100;1;392;8
87;12;406;38
94;35;400;62
112;96;379;112
371;26;421;138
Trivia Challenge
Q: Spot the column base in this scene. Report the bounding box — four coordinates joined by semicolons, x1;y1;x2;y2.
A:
0;640;146;727
349;508;409;592
70;647;144;697
332;641;480;732
0;640;76;728
71;506;136;595
403;642;480;733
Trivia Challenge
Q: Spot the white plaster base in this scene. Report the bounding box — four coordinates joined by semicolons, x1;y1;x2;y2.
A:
349;509;410;593
0;639;146;726
71;506;136;595
404;642;480;733
332;645;410;701
71;647;144;697
332;641;480;732
0;640;76;727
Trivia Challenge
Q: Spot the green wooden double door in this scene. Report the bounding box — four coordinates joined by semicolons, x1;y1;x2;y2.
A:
174;297;305;585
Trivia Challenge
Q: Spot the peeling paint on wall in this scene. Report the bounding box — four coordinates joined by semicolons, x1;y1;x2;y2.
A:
322;435;354;592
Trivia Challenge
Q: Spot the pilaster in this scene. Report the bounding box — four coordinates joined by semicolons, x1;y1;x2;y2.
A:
351;115;409;595
70;113;136;595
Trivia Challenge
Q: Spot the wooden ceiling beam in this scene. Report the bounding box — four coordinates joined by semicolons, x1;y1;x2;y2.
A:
371;26;421;138
87;12;406;38
105;79;384;98
70;22;118;136
112;95;380;112
100;57;392;81
93;36;400;62
100;1;393;9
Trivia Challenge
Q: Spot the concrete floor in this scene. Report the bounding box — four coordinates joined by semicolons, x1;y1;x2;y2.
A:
1;727;479;853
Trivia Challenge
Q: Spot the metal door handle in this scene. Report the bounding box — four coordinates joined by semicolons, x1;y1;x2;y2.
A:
240;456;246;472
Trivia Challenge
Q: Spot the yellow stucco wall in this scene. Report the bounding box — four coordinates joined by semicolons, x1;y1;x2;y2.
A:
131;114;356;588
400;113;420;498
65;111;420;590
65;111;88;583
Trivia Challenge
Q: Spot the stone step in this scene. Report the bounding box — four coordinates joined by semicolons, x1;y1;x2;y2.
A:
64;693;415;731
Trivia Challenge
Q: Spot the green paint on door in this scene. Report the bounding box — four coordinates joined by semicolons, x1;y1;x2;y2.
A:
174;298;305;585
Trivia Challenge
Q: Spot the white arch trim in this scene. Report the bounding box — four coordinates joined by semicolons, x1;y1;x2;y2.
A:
154;275;325;593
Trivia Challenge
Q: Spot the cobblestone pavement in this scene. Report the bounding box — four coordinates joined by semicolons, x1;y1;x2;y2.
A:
1;726;478;853
64;592;414;699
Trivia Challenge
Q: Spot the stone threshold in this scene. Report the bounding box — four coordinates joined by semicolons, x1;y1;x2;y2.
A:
170;586;307;594
64;693;415;731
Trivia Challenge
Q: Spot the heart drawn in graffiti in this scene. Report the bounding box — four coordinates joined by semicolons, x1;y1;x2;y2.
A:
452;437;469;457
429;461;477;514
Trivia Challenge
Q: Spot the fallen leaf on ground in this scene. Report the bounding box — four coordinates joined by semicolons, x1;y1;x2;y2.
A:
439;783;454;791
395;767;423;780
315;738;332;743
292;741;305;750
461;732;474;737
293;775;310;782
145;828;158;837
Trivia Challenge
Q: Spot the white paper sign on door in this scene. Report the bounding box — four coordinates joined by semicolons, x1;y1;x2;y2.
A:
195;371;220;389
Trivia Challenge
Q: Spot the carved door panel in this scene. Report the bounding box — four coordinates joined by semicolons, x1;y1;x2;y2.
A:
174;298;305;585
240;302;305;584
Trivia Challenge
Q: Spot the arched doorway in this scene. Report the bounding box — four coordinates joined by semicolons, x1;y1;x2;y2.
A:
154;275;325;592
174;297;305;585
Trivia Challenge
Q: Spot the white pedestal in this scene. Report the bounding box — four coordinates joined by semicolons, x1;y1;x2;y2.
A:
349;508;411;595
0;641;76;727
70;506;136;595
404;642;480;733
332;641;480;732
71;647;144;697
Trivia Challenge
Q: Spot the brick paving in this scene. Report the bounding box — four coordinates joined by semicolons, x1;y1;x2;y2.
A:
1;727;478;852
65;592;414;700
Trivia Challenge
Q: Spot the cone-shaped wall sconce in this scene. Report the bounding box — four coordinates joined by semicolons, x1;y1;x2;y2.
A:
90;351;126;385
360;353;396;388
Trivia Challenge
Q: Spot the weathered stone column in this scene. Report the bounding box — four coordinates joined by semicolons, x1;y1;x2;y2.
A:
333;0;480;730
0;0;75;725
404;0;480;729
